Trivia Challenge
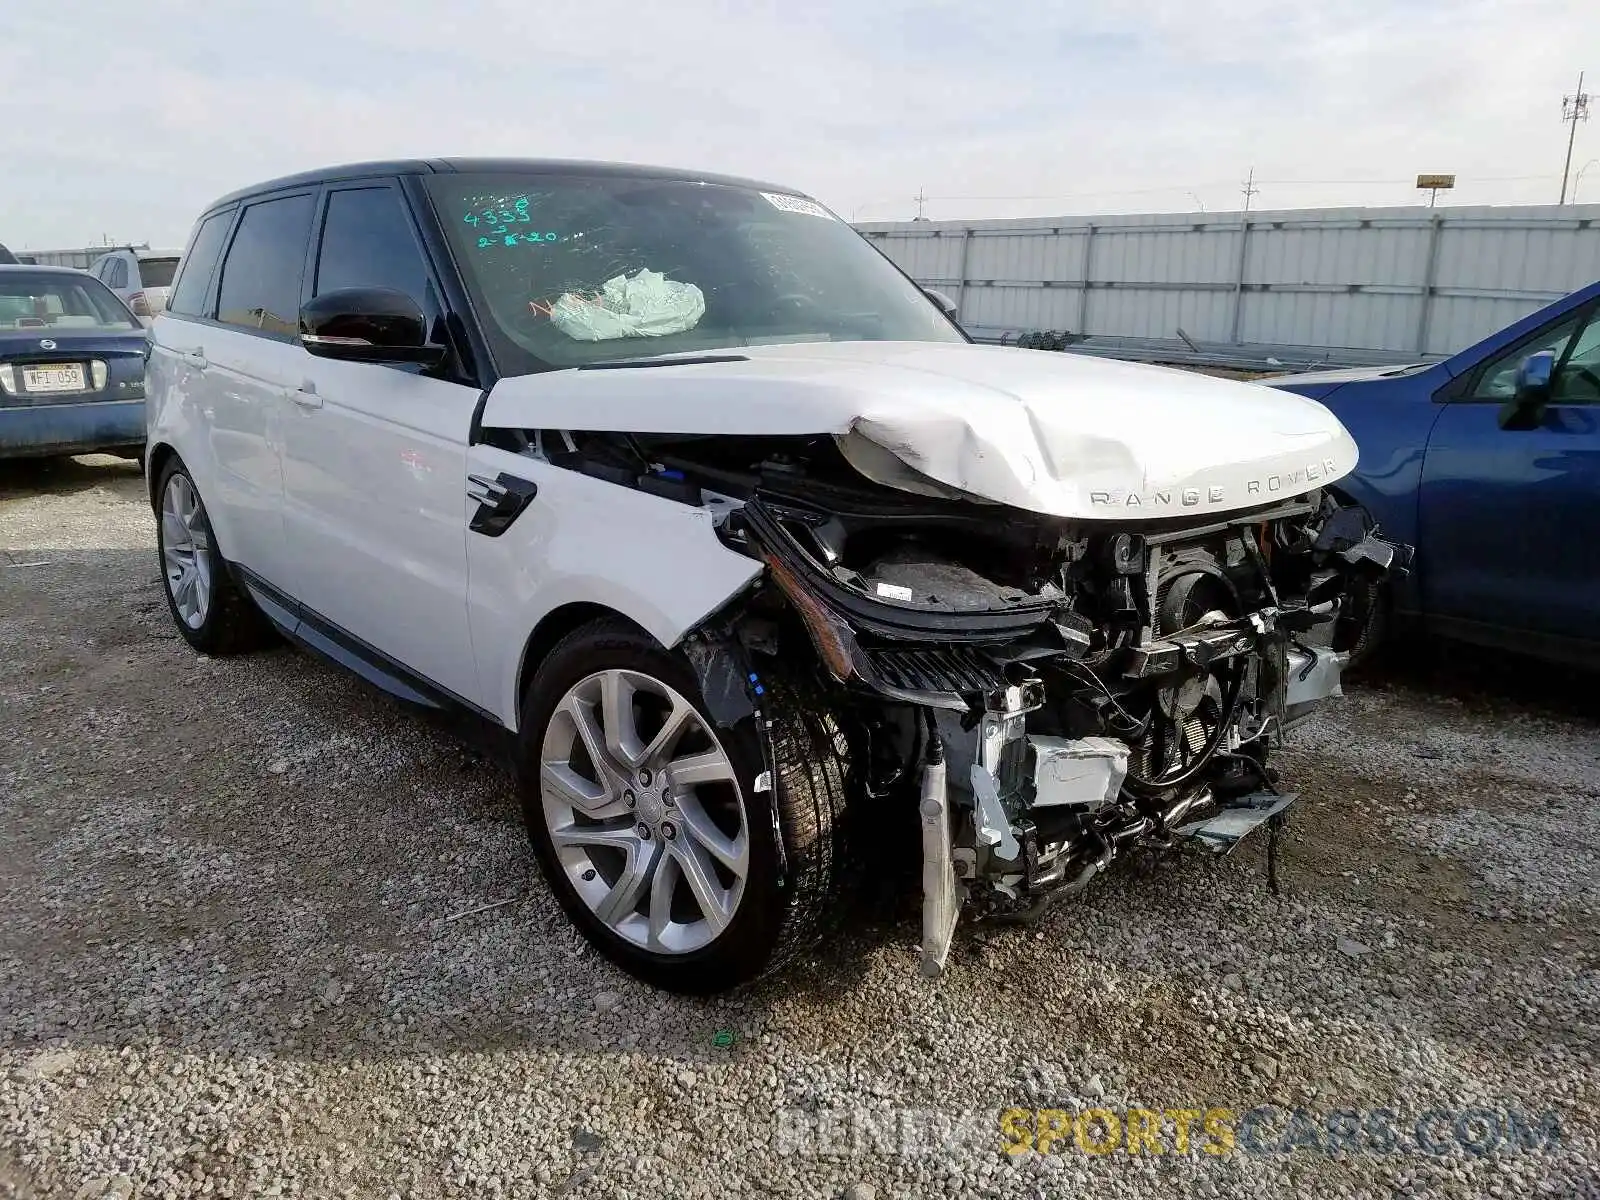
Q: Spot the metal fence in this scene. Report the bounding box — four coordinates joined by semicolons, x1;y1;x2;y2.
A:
13;244;150;270
857;204;1600;368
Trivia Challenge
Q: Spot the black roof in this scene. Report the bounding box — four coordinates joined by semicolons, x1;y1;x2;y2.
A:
205;158;807;213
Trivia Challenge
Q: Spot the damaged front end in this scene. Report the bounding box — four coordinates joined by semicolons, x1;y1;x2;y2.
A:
685;436;1407;976
513;428;1411;978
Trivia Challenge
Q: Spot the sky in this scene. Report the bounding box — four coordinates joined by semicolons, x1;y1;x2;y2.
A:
1;0;1595;250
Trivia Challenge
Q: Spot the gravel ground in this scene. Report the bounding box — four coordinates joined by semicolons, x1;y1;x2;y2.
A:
2;455;1597;1199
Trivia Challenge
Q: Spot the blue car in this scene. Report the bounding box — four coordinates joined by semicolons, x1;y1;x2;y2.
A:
0;265;148;459
1264;278;1600;668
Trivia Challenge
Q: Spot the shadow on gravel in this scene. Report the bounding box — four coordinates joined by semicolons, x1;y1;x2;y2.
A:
0;452;144;502
1354;638;1600;726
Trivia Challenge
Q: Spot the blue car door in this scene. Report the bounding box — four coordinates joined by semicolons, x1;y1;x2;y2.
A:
1418;300;1600;650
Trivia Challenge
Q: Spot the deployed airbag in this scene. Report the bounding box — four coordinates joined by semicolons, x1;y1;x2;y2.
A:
551;269;706;342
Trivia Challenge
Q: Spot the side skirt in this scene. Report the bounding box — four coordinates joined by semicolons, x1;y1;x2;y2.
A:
232;565;516;761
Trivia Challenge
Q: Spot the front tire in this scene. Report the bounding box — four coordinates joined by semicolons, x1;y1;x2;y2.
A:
516;618;848;993
155;458;272;655
1336;576;1390;669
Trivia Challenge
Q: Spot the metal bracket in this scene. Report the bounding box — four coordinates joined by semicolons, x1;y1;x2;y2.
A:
970;764;1021;862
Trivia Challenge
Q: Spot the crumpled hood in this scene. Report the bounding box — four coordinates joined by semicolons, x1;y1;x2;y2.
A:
482;341;1358;520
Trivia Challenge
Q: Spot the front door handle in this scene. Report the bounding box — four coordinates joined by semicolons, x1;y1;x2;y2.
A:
291;381;323;409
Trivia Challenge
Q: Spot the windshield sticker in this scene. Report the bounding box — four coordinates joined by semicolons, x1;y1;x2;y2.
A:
760;192;835;220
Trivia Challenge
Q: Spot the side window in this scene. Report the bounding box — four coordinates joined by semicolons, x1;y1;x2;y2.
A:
216;194;315;336
107;258;128;289
313;187;430;310
1470;314;1582;400
168;212;233;317
1552;311;1600;403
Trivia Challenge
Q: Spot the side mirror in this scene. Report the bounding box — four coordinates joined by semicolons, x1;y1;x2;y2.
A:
923;287;959;322
300;287;446;366
1499;349;1555;431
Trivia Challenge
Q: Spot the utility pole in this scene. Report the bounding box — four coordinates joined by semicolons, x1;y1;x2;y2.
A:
1241;167;1259;214
913;187;929;220
1560;71;1591;204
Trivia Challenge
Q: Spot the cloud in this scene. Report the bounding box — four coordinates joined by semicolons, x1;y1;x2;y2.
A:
1;0;1593;248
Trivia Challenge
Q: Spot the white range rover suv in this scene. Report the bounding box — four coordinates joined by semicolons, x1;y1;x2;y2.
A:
146;159;1405;993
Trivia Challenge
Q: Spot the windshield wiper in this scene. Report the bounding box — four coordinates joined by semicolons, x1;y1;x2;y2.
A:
577;353;750;371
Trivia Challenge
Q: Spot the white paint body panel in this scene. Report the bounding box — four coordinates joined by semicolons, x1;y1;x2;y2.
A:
153;322;293;587
481;342;1358;521
464;443;763;729
145;323;240;553
280;352;484;704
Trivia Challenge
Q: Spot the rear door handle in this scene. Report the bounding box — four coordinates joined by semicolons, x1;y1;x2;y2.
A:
181;348;208;368
291;380;323;409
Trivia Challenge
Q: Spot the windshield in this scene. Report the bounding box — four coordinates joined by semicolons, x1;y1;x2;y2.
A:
0;272;140;334
426;173;965;373
137;257;180;288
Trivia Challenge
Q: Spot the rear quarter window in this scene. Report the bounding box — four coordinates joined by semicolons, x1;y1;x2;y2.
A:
137;257;180;288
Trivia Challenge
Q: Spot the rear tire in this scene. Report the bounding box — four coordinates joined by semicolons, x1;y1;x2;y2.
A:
155;457;273;655
516;618;849;993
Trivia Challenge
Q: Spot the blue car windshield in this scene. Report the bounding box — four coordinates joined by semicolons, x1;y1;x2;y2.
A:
0;273;140;334
425;173;964;373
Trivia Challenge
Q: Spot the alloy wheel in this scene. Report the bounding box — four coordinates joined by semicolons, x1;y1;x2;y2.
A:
160;473;212;629
539;669;750;955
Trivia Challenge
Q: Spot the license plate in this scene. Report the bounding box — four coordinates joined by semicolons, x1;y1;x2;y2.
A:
22;363;86;392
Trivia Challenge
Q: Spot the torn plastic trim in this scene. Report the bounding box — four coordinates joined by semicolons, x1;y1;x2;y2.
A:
757;541;974;712
737;497;1062;645
679;620;788;879
682;630;759;730
1174;790;1298;854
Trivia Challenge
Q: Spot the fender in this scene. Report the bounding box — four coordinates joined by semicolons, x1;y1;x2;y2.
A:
463;443;763;729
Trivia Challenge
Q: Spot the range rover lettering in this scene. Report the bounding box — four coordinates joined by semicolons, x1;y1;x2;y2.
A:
145;159;1406;992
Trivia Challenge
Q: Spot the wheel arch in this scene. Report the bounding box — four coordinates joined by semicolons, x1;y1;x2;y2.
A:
145;441;180;510
1324;475;1422;617
512;602;653;727
145;441;243;572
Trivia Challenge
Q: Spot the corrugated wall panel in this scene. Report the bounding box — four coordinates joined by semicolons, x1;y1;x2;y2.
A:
19;245;155;271
858;205;1600;358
